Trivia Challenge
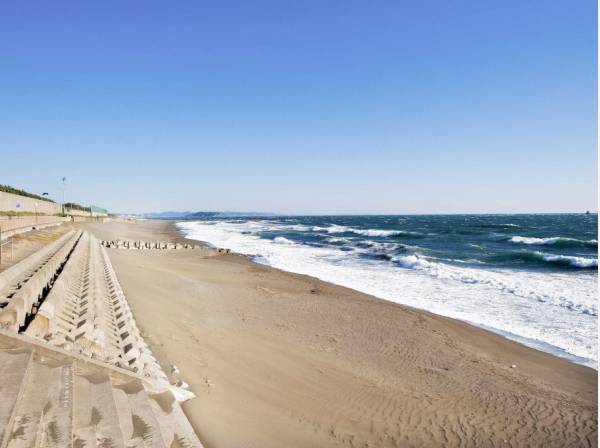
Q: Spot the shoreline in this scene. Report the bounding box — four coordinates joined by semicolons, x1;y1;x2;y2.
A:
80;219;597;447
173;219;597;369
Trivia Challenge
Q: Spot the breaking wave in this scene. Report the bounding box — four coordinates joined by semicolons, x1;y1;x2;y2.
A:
492;251;598;269
273;236;296;245
539;253;598;269
509;236;597;248
313;225;421;238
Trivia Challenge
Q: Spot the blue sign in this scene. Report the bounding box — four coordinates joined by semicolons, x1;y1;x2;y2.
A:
15;204;20;208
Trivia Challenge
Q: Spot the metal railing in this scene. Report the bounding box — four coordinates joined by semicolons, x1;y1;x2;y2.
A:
0;234;13;264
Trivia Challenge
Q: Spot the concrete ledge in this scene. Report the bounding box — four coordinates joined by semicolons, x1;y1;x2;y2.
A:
0;221;65;240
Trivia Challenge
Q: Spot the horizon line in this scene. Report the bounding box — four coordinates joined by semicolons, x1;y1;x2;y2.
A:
128;211;599;217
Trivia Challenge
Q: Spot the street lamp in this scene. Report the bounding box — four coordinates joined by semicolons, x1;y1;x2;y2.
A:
60;177;67;215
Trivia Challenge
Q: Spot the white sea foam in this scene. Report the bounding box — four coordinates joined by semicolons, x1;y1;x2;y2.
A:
177;220;598;367
312;225;416;237
539;253;598;269
360;241;409;252
392;254;429;269
273;236;296;245
352;229;404;237
311;224;348;233
327;237;351;243
281;224;313;232
391;253;597;314
510;236;597;246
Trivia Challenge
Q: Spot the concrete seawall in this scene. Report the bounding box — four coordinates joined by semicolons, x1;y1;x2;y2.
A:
65;207;108;217
0;229;203;447
0;191;62;214
0;191;108;218
0;216;112;240
0;216;69;239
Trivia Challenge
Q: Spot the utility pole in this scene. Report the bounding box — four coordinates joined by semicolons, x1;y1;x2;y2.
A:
60;177;67;215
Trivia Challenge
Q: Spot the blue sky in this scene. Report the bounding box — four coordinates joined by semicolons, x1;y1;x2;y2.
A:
0;1;596;214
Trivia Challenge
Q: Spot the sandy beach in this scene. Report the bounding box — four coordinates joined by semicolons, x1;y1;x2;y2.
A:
3;2;596;446
76;219;597;448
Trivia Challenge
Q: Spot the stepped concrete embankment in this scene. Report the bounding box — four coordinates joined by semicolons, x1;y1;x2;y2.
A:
0;228;203;447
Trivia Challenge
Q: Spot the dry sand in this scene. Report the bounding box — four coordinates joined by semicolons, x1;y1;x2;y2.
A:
80;220;597;448
0;224;72;271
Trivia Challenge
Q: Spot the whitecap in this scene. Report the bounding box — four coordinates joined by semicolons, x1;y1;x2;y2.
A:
539;253;598;269
509;236;597;246
273;236;296;245
314;225;418;238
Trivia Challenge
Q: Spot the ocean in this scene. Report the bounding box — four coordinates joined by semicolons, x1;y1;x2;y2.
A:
177;214;598;367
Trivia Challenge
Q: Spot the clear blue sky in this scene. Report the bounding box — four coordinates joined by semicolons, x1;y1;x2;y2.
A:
0;1;596;214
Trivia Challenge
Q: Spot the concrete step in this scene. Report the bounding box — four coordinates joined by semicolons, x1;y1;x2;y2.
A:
147;391;203;448
3;349;73;448
0;230;75;296
111;379;167;448
27;232;166;382
0;342;33;446
0;334;204;448
72;362;125;448
0;227;204;447
0;230;81;332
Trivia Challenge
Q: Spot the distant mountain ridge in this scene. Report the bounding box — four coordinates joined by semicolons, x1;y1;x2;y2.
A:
143;211;276;220
142;211;192;219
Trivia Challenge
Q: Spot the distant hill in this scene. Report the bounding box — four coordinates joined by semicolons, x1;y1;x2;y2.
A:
142;211;192;219
143;211;276;220
184;211;276;219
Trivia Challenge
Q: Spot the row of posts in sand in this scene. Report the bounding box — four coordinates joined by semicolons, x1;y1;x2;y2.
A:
100;240;197;250
100;239;233;254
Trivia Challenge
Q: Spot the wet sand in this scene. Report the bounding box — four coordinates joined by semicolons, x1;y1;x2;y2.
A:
81;219;597;448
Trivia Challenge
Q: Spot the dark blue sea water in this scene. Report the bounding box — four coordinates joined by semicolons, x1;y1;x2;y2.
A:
178;214;598;366
245;214;597;271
